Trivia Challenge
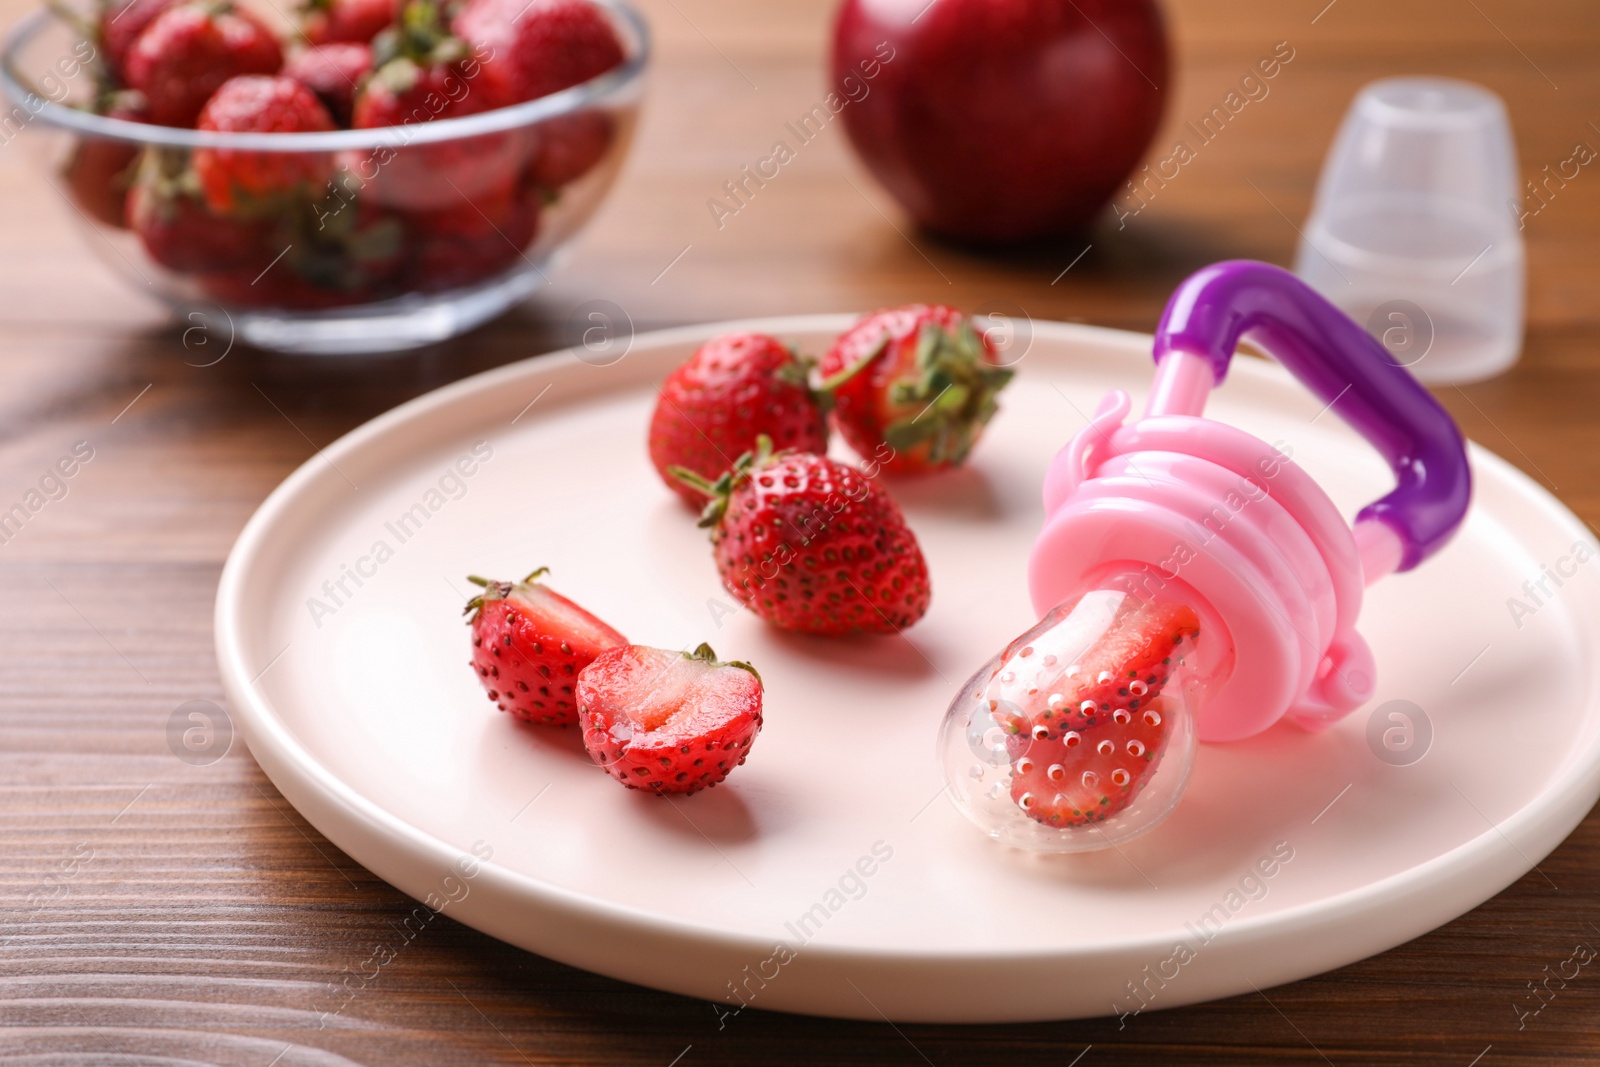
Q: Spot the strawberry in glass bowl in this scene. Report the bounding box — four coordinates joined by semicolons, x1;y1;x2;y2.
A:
0;0;648;354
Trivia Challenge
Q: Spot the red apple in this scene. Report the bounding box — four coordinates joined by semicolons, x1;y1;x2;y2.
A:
832;0;1169;244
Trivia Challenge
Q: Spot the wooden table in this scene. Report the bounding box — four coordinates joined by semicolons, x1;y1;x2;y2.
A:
3;0;1598;1062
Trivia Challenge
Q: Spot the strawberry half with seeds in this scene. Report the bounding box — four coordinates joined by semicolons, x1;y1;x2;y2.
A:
673;436;931;636
465;567;627;725
819;304;1014;475
1009;697;1174;827
578;642;763;796
990;596;1200;826
648;332;830;507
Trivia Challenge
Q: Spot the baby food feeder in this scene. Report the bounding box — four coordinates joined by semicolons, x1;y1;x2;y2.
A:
939;260;1472;852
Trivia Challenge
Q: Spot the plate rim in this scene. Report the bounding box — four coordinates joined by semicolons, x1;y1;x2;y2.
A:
214;314;1600;1014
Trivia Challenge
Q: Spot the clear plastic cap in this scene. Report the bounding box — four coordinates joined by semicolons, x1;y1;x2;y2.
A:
1294;77;1524;385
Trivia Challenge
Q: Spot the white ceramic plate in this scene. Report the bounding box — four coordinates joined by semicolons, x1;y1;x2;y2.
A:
215;315;1600;1023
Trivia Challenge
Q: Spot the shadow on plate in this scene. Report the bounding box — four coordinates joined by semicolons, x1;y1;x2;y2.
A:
627;783;760;845
882;464;1006;523
757;625;946;683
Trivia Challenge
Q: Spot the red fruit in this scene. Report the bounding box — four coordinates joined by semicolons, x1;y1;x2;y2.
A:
999;599;1201;745
351;53;521;210
404;180;539;291
819;304;1013;475
526;111;613;189
63;96;147;228
1008;698;1173;828
100;0;180;81
124;2;283;127
284;42;374;124
578;643;763;796
194;76;337;213
832;0;1168;243
998;599;1201;827
199;266;373;308
675;437;931;636
128;180;274;273
464;568;627;726
452;0;623;105
648;333;829;507
300;0;396;45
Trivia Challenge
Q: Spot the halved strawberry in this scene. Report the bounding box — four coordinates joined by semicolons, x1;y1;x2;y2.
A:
578;642;763;796
465;567;627;725
988;596;1200;826
998;598;1201;747
1009;697;1173;827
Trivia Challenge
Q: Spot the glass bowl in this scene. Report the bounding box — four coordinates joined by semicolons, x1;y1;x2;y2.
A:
0;1;648;354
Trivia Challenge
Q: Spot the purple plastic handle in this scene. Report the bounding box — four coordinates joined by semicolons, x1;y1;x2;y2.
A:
1152;260;1471;571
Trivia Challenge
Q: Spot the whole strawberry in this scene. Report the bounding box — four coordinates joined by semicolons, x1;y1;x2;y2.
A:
199;263;380;308
674;437;931;635
283;42;374;125
128;175;274;273
299;0;396;45
526;112;614;190
464;568;627;725
994;597;1200;827
451;0;624;105
819;304;1014;475
404;180;540;291
63;93;147;227
99;0;180;82
648;333;829;507
350;2;520;210
578;642;762;796
123;1;283;127
194;76;336;213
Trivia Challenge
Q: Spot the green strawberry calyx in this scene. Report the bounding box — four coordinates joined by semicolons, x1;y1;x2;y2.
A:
774;348;833;416
686;641;760;683
882;320;1013;466
463;566;550;619
668;434;777;530
372;0;466;73
822;319;1014;468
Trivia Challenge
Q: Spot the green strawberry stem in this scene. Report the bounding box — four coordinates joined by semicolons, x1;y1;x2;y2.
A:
879;320;1014;466
463;567;550;616
668;435;776;529
686;641;760;682
373;0;465;71
817;338;884;394
775;348;833;416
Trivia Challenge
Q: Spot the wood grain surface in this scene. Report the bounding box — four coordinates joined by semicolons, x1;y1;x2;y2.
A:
3;0;1599;1063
